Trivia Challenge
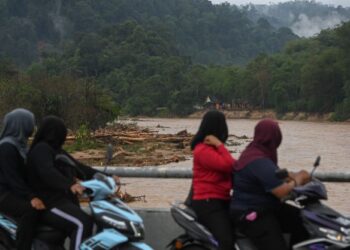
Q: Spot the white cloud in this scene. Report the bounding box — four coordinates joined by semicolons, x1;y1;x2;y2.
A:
210;0;350;7
291;12;348;37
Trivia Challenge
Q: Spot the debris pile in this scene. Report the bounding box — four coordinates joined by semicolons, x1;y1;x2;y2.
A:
69;122;193;167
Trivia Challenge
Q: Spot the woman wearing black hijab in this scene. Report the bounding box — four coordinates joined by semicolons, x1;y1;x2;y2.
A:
0;108;45;250
189;110;236;250
230;119;310;250
27;116;96;250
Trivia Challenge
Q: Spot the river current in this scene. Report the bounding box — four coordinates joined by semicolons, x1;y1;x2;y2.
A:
123;118;350;213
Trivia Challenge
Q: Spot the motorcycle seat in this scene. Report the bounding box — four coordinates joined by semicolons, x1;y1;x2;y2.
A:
182;207;198;219
234;228;248;239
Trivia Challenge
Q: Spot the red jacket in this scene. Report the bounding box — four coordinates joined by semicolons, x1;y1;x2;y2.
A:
192;143;235;200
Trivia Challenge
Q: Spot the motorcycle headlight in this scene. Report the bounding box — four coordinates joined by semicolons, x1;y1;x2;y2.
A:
341;227;350;243
130;221;145;239
341;227;350;236
319;227;350;243
102;215;128;230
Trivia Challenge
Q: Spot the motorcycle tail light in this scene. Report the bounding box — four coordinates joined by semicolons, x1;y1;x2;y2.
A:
175;240;183;249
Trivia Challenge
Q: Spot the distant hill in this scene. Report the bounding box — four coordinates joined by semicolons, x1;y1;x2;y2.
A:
1;0;349;121
0;0;297;67
243;0;350;37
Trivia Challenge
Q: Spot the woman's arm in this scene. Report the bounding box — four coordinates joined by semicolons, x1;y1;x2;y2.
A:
63;151;120;183
29;144;75;191
196;136;235;173
0;144;35;199
271;170;310;199
64;152;98;180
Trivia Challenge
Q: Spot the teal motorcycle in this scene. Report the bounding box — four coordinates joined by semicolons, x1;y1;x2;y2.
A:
0;173;153;250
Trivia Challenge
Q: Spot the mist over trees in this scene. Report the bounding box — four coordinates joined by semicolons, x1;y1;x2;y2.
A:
244;0;350;37
0;0;349;126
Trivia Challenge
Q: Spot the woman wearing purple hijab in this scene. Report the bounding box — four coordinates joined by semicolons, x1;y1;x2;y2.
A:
230;119;310;250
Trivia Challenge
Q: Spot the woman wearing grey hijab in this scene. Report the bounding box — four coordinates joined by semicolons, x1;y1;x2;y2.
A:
0;108;45;250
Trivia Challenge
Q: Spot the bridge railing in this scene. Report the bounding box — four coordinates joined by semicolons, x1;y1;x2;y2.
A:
94;166;350;182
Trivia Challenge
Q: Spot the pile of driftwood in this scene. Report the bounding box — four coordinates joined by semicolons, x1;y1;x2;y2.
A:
70;123;193;167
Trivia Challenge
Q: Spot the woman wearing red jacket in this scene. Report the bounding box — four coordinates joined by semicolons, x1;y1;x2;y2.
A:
190;110;236;250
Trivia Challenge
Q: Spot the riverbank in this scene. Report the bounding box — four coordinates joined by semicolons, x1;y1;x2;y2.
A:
188;109;341;122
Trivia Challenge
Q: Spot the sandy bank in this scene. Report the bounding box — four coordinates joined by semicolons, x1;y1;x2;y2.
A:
188;109;337;122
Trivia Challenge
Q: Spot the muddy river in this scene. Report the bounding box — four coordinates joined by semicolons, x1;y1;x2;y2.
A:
123;118;350;214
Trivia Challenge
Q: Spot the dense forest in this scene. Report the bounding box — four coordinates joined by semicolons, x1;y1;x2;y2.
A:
0;0;297;66
0;0;349;129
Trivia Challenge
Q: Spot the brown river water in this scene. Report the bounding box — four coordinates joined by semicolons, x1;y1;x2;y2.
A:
122;118;350;214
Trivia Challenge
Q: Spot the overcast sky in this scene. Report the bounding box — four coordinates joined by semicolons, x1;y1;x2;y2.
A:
210;0;350;7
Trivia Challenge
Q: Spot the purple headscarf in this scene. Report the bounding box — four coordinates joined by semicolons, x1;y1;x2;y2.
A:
235;119;282;171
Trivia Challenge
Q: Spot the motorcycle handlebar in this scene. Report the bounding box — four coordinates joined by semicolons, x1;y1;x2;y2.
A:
83;187;94;195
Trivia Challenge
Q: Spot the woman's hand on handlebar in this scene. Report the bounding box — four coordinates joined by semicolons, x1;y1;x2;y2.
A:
70;183;85;195
288;170;311;186
31;197;46;210
292;170;311;186
272;170;311;199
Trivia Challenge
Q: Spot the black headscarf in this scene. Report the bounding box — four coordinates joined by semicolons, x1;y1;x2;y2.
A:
31;116;67;151
0;108;35;159
191;110;228;150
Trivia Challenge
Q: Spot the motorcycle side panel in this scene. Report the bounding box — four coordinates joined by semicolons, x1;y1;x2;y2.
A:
235;239;258;250
292;238;350;250
80;229;128;250
170;206;218;247
128;242;154;250
90;200;142;223
0;215;17;240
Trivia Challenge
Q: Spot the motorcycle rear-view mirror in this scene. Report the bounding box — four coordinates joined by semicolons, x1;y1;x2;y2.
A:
310;156;321;177
103;144;113;173
313;156;321;168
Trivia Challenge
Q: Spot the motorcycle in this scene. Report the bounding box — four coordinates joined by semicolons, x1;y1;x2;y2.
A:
0;173;153;250
168;157;350;250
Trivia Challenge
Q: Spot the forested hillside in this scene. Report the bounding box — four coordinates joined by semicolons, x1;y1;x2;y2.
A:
0;0;297;66
0;0;349;127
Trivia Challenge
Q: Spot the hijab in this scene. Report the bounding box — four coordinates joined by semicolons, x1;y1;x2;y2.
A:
31;116;67;151
191;110;228;150
0;108;35;159
235;119;282;171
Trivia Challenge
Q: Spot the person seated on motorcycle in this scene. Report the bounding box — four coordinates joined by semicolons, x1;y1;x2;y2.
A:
189;110;236;250
27;116;118;250
0;108;46;250
230;119;311;250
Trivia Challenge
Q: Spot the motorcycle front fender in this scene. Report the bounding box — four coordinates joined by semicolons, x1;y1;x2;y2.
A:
80;228;128;250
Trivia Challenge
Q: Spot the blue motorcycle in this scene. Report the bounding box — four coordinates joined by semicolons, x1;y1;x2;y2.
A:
0;173;153;250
